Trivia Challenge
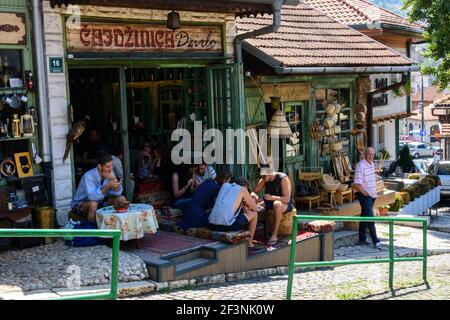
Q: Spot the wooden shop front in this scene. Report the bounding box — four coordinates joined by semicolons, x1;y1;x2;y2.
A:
0;1;48;249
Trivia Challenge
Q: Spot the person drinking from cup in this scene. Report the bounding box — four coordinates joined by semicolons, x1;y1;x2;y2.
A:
71;152;126;222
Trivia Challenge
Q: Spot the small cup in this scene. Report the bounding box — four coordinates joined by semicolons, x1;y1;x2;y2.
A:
20;95;28;103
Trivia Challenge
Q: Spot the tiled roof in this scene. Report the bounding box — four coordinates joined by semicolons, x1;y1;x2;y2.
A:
434;94;450;106
237;3;414;68
303;0;422;31
412;86;448;103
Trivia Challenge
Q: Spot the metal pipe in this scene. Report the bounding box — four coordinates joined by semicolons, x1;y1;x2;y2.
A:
274;65;420;75
32;0;52;163
235;0;283;64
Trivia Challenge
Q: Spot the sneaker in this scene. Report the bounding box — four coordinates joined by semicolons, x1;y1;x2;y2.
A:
358;240;371;245
374;242;382;249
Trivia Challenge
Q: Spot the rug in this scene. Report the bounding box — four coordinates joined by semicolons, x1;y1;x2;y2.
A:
122;231;214;257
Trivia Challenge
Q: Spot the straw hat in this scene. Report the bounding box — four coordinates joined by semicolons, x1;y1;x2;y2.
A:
324;100;341;116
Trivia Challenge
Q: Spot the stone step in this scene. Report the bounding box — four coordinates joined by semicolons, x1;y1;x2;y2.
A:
175;258;215;275
334;230;358;248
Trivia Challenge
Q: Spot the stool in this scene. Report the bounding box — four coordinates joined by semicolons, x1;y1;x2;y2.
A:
295;195;321;210
267;208;297;237
335;189;353;206
321;191;336;207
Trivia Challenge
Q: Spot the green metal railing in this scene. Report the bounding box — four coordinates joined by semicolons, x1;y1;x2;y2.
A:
0;229;121;300
286;215;428;300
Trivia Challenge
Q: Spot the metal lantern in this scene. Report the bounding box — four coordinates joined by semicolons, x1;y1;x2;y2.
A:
20;113;35;137
270;96;281;110
167;11;181;31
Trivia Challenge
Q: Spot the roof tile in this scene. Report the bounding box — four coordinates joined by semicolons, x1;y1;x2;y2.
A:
237;3;414;68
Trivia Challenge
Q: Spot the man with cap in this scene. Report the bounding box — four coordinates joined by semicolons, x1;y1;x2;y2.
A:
251;164;293;245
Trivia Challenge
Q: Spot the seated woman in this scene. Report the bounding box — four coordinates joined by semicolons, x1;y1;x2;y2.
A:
152;142;173;189
177;170;232;231
171;163;195;210
135;139;156;181
208;177;260;251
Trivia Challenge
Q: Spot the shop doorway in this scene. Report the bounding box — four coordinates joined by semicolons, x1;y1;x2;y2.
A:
68;66;209;199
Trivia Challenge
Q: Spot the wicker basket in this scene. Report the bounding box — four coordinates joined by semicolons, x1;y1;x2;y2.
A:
321;183;340;192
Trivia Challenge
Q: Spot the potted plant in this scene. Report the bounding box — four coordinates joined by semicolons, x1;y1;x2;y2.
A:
378;204;390;216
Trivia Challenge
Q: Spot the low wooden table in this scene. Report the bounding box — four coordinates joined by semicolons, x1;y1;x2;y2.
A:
335;189;353;206
295;195;321;210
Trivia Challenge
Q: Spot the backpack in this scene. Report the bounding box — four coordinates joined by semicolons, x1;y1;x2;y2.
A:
66;221;103;247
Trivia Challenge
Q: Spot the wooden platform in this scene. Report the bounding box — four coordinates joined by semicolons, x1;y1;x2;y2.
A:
124;230;334;282
314;190;396;230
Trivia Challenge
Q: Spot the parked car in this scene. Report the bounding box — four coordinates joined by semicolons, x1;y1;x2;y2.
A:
430;161;450;197
407;142;435;158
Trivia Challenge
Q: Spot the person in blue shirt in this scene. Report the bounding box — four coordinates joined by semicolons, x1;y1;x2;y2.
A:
71;152;126;222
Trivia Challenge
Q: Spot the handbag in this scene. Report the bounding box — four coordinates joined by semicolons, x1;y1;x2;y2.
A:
295;182;309;197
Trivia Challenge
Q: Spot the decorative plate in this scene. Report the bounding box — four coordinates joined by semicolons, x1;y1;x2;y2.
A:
0;159;16;177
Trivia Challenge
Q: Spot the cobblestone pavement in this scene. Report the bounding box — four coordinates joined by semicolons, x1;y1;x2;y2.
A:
133;254;450;300
132;224;450;300
0;240;148;293
431;200;450;231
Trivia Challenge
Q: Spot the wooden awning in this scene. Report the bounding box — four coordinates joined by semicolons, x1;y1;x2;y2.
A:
48;0;293;17
372;112;415;123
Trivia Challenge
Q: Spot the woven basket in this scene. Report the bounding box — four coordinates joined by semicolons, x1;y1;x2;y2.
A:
267;208;297;236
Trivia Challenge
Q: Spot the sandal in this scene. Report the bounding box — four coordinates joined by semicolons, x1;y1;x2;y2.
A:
267;238;280;246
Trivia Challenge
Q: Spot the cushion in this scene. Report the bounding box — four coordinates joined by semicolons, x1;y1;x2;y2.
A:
135;191;172;208
303;220;336;233
211;230;251;244
154;207;183;220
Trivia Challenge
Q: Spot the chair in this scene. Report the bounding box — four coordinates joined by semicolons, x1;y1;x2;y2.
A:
295;172;322;210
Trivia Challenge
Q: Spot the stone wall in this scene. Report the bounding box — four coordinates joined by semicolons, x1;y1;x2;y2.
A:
41;1;237;225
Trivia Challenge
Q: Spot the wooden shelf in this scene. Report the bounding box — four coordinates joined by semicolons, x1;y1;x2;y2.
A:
6;173;46;183
0;87;28;94
0;136;33;142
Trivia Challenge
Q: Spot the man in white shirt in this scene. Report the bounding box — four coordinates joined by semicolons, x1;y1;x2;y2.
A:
353;147;381;249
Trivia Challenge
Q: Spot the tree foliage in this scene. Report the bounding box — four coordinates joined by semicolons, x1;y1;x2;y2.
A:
403;0;450;89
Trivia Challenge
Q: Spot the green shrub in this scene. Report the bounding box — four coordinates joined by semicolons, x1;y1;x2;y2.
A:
389;195;403;212
425;175;440;186
415;182;430;195
421;177;436;189
408;173;421;180
396;191;410;204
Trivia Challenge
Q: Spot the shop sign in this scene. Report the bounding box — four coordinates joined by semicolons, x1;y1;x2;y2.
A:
0;12;26;45
66;21;223;54
261;83;311;102
373;93;389;107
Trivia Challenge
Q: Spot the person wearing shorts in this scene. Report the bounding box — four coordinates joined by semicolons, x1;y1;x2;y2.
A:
251;164;293;245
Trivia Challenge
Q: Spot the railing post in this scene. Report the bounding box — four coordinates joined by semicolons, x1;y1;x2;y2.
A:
423;220;428;283
286;215;299;300
389;221;394;289
110;233;121;300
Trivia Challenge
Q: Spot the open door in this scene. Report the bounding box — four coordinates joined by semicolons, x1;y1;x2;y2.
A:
206;64;244;177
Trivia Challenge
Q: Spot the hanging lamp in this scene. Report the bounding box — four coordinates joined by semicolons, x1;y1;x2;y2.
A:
167;10;181;31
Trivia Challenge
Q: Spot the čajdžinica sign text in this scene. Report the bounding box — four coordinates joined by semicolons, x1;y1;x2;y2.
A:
66;21;222;53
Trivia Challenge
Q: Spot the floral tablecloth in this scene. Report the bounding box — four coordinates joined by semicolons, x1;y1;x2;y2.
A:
96;204;159;241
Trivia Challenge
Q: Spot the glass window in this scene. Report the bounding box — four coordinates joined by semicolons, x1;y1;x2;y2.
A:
0;49;23;88
437;163;450;175
285;103;303;157
378;125;384;144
